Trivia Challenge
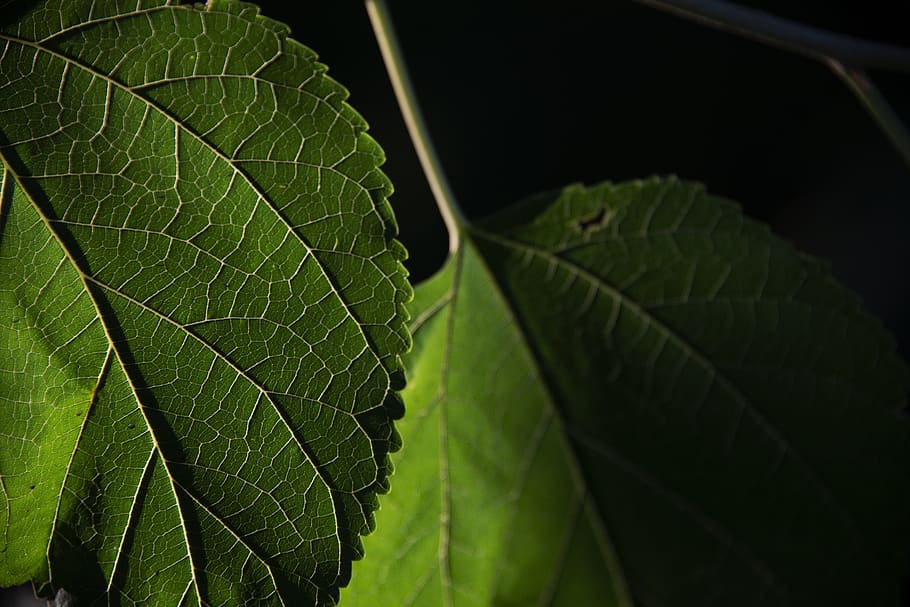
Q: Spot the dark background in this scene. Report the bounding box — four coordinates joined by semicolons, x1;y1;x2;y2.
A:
5;0;910;604
266;0;910;356
257;0;910;601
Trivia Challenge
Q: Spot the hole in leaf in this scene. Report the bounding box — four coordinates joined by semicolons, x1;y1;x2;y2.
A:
574;206;607;232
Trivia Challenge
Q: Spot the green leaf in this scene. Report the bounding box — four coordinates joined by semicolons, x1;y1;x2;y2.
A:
345;178;910;606
0;1;409;604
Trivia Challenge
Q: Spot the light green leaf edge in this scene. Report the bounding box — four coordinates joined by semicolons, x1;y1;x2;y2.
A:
0;1;410;604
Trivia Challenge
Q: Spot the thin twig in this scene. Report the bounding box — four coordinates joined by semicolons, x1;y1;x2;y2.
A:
826;60;910;169
633;0;910;72
635;0;910;170
366;0;466;253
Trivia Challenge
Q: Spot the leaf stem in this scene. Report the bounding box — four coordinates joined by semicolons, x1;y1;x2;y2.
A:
633;0;910;72
634;0;910;170
366;0;466;253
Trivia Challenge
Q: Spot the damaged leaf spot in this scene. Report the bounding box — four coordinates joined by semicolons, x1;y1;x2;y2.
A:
574;206;608;233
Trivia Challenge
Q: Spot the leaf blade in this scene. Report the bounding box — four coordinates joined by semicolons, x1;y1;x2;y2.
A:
346;243;630;606
348;178;910;606
0;1;409;603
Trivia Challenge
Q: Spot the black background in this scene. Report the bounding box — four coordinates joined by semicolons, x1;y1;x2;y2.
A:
259;0;910;360
4;0;910;604
259;1;910;599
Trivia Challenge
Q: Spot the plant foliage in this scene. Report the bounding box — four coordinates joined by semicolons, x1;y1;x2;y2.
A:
344;179;910;605
0;1;409;604
1;1;908;606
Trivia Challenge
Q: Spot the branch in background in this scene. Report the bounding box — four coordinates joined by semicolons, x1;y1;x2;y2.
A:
634;0;910;170
826;60;910;170
633;0;910;71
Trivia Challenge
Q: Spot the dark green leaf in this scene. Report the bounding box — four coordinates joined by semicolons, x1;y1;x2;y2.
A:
346;178;910;606
0;1;409;604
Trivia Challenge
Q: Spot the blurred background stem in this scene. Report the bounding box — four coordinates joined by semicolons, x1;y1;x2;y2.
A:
634;0;910;170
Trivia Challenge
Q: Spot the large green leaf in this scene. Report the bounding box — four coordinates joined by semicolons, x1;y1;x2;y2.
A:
0;1;409;604
345;178;910;606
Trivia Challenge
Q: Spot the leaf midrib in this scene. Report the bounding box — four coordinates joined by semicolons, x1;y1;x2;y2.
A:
0;153;211;604
437;246;464;607
407;239;636;607
459;232;637;607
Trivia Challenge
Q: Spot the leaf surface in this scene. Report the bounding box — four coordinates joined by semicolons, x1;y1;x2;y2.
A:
0;1;409;604
345;178;910;606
